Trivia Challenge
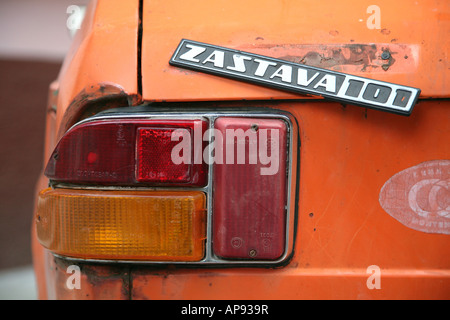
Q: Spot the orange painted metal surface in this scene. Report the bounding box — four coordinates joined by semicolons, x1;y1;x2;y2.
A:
43;252;130;300
32;0;449;299
130;100;449;299
55;0;141;139
32;0;141;299
142;0;449;101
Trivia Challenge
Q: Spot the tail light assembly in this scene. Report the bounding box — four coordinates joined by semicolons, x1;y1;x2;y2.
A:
36;109;298;266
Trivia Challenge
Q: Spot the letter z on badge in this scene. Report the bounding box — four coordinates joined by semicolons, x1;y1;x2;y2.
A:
169;39;421;116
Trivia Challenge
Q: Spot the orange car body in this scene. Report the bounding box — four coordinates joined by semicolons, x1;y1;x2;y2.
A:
32;0;449;299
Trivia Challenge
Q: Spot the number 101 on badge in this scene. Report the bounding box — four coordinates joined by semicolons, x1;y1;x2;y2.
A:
170;39;421;116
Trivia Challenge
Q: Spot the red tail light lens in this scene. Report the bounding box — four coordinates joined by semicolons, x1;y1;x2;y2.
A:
212;118;288;260
45;119;208;186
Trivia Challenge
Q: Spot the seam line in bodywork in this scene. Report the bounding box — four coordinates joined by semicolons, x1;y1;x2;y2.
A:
137;0;143;97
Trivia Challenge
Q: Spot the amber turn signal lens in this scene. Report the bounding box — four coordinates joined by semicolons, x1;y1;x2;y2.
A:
36;188;206;261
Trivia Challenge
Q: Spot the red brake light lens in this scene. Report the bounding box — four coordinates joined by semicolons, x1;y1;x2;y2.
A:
137;127;192;183
45;119;208;186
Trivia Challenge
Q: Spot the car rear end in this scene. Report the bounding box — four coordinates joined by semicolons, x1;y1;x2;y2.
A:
32;0;449;300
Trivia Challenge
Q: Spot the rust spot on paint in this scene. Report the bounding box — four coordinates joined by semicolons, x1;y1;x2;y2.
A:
52;256;132;299
240;43;411;74
380;28;391;35
279;44;378;71
379;160;450;235
329;30;339;36
58;83;141;139
379;47;396;71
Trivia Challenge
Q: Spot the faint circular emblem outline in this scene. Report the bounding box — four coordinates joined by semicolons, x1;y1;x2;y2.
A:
379;160;449;235
262;238;271;247
231;237;243;249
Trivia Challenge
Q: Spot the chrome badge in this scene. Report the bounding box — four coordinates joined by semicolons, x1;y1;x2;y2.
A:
170;39;421;115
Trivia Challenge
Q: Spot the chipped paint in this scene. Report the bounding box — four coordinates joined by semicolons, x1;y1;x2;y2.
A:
238;43;417;74
48;255;132;299
379;160;450;235
57;82;141;139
